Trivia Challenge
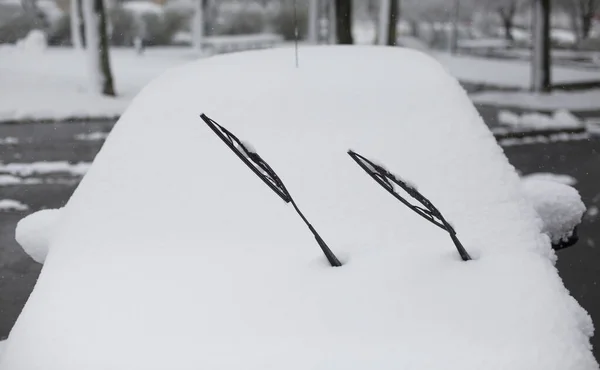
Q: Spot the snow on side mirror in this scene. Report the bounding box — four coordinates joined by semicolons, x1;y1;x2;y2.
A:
521;176;585;252
348;150;472;262
15;208;62;264
200;113;342;267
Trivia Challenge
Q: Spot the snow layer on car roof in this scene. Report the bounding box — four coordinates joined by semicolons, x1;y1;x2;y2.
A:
1;46;596;370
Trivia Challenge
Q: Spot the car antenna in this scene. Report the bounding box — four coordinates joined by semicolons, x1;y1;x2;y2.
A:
348;150;472;262
200;113;342;267
293;0;299;68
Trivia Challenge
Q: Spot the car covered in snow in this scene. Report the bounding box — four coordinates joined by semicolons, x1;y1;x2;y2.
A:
0;46;596;370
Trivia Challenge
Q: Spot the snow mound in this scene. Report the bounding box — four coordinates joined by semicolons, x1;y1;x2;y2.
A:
522;172;577;186
74;132;109;141
0;161;90;176
0;137;18;145
15;208;62;264
498;109;583;130
0;199;28;212
522;178;585;244
16;30;47;53
1;46;596;370
0;341;5;363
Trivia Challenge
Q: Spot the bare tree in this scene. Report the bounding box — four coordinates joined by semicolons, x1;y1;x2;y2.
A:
556;0;600;41
83;0;115;96
377;0;390;45
71;0;85;48
308;0;319;43
496;0;521;41
387;0;399;45
335;0;353;44
531;0;551;92
192;0;206;51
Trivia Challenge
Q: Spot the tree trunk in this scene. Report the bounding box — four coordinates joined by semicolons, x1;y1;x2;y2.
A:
500;14;514;41
377;0;390;45
327;0;336;44
531;0;551;92
308;0;319;43
83;0;115;96
192;0;204;51
70;0;85;48
581;13;593;40
387;0;398;45
334;0;353;44
448;0;459;54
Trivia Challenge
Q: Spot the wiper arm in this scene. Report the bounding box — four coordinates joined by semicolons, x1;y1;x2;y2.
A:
348;150;472;261
200;113;342;267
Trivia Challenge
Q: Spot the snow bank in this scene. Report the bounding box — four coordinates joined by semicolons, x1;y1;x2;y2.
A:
0;161;90;176
499;132;590;146
15;209;62;264
0;199;28;212
498;109;583;130
0;137;18;145
1;46;596;370
522;173;577;186
472;89;600;111
16;30;47;53
74;132;109;141
0;341;4;363
521;178;585;245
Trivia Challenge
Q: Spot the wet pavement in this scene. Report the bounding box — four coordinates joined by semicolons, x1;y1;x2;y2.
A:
1;119;600;361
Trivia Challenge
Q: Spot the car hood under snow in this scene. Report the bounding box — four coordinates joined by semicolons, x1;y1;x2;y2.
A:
1;46;597;370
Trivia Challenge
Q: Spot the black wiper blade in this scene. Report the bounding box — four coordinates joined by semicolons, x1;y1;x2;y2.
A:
200;113;342;267
348;150;472;261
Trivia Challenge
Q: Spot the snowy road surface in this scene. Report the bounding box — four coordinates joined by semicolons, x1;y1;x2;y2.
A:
1;121;600;360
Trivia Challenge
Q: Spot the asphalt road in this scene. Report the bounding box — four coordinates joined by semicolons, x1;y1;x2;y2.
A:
1;120;600;361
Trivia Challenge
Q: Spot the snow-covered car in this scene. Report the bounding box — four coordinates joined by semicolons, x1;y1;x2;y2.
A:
0;46;596;370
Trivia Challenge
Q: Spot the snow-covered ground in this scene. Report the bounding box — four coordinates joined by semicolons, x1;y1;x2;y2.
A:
433;52;600;89
1;45;600;122
0;47;200;122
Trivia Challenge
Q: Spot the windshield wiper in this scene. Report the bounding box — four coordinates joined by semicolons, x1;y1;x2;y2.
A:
200;113;342;267
348;150;472;261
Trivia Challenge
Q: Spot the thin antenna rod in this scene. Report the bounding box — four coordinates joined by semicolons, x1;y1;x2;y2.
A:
293;0;299;68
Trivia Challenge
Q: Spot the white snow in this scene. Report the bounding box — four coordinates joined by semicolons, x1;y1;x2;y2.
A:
0;341;4;363
0;199;28;212
498;109;583;130
499;132;590;146
473;89;600;111
15;208;62;264
122;1;164;16
1;45;599;122
1;46;596;370
521;178;585;244
0;174;43;186
0;161;91;176
522;173;578;186
0;137;18;145
74;131;109;141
